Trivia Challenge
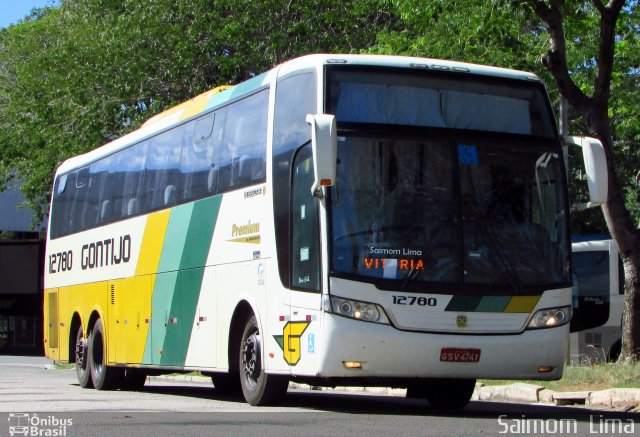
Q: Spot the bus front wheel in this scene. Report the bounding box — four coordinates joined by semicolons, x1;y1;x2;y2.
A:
88;318;123;390
407;378;476;409
75;325;93;388
239;315;288;405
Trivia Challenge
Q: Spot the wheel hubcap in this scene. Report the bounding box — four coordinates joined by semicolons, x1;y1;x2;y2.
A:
76;335;87;370
242;332;261;385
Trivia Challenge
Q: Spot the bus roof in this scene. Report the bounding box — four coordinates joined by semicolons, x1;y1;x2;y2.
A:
55;54;542;176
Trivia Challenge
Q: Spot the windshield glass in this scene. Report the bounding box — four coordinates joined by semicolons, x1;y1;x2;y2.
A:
329;135;570;293
328;69;556;138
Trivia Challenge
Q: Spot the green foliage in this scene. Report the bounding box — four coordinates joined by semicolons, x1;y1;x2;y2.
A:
1;0;638;234
370;0;640;233
0;0;397;222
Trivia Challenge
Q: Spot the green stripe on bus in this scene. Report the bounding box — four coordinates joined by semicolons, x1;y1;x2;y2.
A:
144;203;194;365
475;296;511;312
444;295;482;312
205;72;268;112
445;295;537;313
160;196;221;366
158;204;195;272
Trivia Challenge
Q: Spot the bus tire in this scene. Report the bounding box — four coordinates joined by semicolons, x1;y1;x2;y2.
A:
239;315;288;405
75;325;93;388
88;318;123;390
407;378;476;409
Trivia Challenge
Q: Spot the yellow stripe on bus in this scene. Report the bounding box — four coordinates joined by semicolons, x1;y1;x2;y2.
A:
104;210;172;365
504;295;540;313
136;209;171;276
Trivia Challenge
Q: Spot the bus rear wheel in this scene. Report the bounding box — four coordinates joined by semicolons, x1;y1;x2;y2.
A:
407;378;476;409
88;318;123;390
239;315;288;405
75;325;93;388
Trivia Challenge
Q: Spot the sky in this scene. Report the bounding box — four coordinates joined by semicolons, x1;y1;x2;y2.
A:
0;0;59;29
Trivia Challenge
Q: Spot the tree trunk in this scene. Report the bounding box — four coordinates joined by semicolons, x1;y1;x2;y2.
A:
529;0;639;361
600;152;640;362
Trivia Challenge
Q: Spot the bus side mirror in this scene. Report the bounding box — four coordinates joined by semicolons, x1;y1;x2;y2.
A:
306;114;337;198
563;136;608;208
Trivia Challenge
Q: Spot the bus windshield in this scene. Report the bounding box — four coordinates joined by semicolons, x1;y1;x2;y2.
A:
328;69;556;138
328;70;569;294
329;136;569;293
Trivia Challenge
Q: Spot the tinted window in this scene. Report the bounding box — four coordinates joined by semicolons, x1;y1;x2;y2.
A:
570;251;611;332
180;110;226;200
50;89;266;239
328;69;555;138
218;90;268;191
291;146;320;292
272;72;317;288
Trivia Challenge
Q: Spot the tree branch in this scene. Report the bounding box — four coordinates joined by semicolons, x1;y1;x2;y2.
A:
592;0;625;111
593;0;607;14
527;0;592;113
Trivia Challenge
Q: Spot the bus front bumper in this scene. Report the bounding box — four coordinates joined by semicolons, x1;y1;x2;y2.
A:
315;313;568;381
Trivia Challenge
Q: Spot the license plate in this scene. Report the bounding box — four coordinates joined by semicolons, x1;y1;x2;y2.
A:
440;348;481;363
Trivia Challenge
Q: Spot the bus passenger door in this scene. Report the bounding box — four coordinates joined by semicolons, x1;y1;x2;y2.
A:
287;145;323;373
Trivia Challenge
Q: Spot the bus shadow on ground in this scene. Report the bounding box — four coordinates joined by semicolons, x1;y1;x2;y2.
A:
139;383;639;423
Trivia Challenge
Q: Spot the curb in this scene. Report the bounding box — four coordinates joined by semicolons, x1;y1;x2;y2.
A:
475;383;640;409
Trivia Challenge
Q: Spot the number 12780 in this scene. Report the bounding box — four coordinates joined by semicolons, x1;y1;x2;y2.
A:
391;295;437;306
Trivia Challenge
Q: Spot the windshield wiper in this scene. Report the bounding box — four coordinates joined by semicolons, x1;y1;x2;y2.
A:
401;266;424;289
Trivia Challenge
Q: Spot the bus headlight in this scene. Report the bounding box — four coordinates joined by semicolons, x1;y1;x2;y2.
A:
324;295;390;324
527;306;571;329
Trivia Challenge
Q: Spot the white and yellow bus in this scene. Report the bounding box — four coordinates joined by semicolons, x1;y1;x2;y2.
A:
44;54;599;408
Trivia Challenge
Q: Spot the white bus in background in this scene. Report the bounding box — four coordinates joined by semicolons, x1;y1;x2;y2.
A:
570;239;624;364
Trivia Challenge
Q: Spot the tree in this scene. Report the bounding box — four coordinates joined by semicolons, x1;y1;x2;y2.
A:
0;0;398;222
372;0;640;361
527;0;640;361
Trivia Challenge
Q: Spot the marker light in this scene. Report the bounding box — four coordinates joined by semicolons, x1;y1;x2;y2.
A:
343;361;363;369
326;295;390;324
527;306;571;329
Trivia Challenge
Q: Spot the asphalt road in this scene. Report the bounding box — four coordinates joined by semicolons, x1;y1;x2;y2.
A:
1;356;638;436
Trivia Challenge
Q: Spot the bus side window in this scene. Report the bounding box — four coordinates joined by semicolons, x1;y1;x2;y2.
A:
180;109;225;200
291;146;321;292
119;141;147;217
146;131;181;210
69;167;89;234
51;172;76;238
219;90;268;192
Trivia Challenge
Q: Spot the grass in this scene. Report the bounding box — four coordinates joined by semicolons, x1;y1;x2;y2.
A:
481;362;640;392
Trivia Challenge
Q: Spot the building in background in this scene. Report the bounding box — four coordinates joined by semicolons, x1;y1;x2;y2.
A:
0;179;46;355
